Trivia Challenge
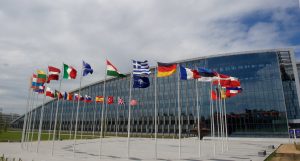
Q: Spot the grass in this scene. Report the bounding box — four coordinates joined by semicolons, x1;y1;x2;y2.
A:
0;129;185;142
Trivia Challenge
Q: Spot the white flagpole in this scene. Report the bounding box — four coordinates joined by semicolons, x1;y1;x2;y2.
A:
177;65;181;160
154;67;158;160
116;97;119;137
69;99;75;139
99;60;107;159
58;99;65;140
37;87;47;152
22;88;32;149
93;98;97;137
25;92;35;150
73;68;83;156
195;79;201;158
48;101;54;140
30;94;39;150
223;98;228;151
51;64;63;156
81;98;86;139
210;82;216;157
127;73;133;159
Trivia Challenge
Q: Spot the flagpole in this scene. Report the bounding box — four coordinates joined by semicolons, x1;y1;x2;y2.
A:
37;87;47;152
99;60;107;159
21;86;32;149
93;99;97;137
154;67;158;160
58;99;65;140
51;64;63;156
116;97;119;137
69;99;75;139
127;73;133;159
48;101;54;140
23;90;32;149
177;65;181;160
223;98;228;151
25;92;35;150
195;79;201;158
210;82;216;157
73;68;83;156
30;94;38;150
81;97;86;139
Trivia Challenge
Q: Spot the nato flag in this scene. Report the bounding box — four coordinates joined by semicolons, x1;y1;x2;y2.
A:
133;75;150;88
83;61;94;76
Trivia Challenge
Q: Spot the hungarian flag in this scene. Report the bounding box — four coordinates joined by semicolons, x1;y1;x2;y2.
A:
31;74;42;89
106;60;126;77
47;66;61;83
54;90;63;99
63;64;77;79
118;97;125;105
95;96;104;103
46;87;54;98
37;70;47;83
130;99;137;106
179;65;200;80
107;96;114;104
157;62;177;77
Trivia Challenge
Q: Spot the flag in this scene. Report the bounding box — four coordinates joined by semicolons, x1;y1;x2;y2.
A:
47;66;61;83
37;70;47;83
180;65;200;80
34;86;45;94
46;87;54;98
157;62;177;77
211;90;217;101
54;90;63;99
83;61;93;76
64;92;73;101
63;64;77;79
84;95;92;103
107;96;114;104
118;97;125;105
31;74;43;89
197;68;218;82
95;96;104;103
133;75;150;88
74;93;84;101
132;60;151;76
106;60;126;77
130;99;137;106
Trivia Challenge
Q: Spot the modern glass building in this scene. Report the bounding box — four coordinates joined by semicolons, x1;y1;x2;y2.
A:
11;48;300;137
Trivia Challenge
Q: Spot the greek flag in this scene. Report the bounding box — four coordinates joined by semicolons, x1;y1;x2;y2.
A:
132;60;151;76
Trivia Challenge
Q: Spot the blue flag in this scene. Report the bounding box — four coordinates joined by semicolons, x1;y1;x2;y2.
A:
83;61;93;76
133;75;150;88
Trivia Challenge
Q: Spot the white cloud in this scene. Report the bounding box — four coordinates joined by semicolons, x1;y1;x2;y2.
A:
0;0;299;114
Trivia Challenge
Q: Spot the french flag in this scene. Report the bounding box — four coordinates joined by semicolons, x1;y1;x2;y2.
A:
180;66;200;80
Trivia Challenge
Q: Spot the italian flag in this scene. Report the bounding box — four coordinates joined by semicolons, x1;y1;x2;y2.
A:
63;64;77;79
106;60;126;77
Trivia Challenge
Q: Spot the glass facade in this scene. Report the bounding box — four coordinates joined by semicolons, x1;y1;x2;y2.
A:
12;49;300;138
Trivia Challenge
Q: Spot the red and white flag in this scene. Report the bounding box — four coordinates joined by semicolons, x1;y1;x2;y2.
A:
107;96;114;104
118;97;124;105
45;87;54;98
47;66;61;83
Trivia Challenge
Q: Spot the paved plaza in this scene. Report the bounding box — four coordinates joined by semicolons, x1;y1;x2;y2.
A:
0;137;287;161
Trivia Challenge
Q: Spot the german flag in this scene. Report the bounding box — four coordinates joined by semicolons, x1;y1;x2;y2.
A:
157;62;177;77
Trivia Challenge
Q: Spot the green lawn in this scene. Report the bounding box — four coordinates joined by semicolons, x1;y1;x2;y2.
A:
0;130;182;142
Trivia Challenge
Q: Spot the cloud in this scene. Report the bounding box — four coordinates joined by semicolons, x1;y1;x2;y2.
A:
0;0;299;114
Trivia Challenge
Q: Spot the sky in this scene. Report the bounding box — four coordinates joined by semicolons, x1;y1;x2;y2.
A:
0;0;300;115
